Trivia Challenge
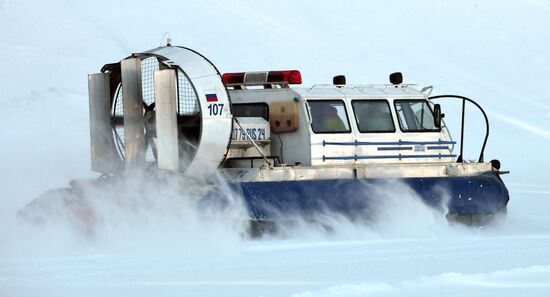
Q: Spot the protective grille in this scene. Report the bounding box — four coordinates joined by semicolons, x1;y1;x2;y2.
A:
141;57;159;108
111;56;200;161
178;70;199;115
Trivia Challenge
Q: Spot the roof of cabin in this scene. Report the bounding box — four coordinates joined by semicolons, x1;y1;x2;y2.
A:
292;84;428;98
228;84;429;103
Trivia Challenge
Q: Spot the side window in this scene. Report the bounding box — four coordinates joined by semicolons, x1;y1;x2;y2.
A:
308;100;351;133
394;100;438;132
232;103;269;120
352;100;395;133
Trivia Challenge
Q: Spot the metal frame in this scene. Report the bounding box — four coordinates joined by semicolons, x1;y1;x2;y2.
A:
429;95;490;163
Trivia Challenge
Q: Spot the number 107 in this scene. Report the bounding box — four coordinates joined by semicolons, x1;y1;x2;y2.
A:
208;103;224;116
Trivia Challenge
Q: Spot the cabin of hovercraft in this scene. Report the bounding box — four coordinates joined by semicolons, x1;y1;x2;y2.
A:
223;70;456;169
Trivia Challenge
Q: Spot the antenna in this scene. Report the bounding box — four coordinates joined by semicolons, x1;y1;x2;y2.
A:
161;32;172;47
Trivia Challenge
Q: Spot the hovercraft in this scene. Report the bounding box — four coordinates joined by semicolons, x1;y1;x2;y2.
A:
19;45;510;234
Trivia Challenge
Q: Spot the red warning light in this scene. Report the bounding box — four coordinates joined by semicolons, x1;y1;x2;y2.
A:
222;70;302;86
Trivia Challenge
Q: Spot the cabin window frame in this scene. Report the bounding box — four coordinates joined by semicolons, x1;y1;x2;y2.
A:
393;99;441;133
351;99;396;133
307;99;352;134
232;102;269;121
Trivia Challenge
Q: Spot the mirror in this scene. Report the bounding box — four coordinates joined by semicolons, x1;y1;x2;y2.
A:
433;104;442;128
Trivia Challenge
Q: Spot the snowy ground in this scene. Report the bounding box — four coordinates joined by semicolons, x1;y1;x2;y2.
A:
1;0;550;296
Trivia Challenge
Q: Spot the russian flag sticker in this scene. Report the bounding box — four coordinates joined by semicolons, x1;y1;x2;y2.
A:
206;93;218;102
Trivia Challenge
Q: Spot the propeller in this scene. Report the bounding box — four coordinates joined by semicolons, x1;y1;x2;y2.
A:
143;101;158;160
108;59;183;172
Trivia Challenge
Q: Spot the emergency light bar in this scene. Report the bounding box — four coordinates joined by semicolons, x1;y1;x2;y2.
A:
222;70;302;86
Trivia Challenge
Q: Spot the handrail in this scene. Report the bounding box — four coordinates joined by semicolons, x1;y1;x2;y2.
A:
428;95;489;163
307;83;418;91
323;140;456;146
323;153;457;161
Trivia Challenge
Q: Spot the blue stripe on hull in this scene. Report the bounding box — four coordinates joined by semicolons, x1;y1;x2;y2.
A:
205;172;509;221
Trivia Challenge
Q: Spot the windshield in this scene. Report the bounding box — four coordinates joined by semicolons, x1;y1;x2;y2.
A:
394;100;438;132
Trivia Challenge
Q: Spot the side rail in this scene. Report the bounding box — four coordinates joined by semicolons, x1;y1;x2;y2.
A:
321;140;457;162
428;95;489;163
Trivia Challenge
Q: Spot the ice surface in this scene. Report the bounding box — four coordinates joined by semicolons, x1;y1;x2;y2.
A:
1;0;550;296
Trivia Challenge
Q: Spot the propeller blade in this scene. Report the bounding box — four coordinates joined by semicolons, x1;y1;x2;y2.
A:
121;57;146;170
145;131;158;160
88;73;120;173
144;101;156;112
154;69;179;171
111;116;124;126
